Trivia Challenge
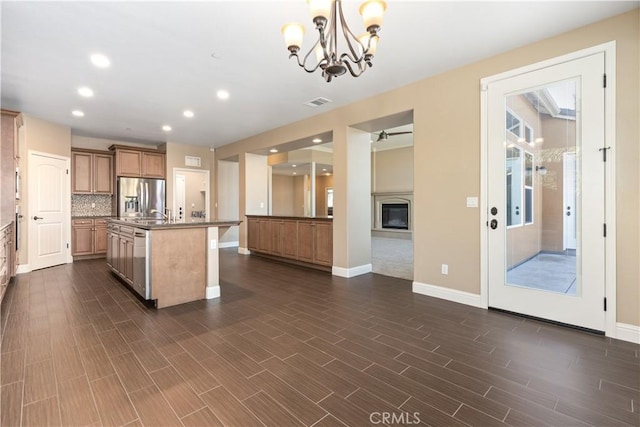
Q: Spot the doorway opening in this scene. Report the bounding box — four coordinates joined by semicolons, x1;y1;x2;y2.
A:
172;168;209;223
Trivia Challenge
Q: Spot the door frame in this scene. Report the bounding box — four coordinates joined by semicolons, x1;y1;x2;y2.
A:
28;150;72;271
563;152;577;250
479;42;617;338
172;168;210;221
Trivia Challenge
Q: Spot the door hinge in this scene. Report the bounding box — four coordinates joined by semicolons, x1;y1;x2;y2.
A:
66;243;69;249
603;73;607;88
599;146;611;162
603;223;607;237
604;297;607;311
66;169;69;175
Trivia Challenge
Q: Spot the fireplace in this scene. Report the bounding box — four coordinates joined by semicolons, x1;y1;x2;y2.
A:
381;203;409;230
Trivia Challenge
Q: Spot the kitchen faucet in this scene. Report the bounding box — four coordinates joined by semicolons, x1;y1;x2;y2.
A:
150;208;171;222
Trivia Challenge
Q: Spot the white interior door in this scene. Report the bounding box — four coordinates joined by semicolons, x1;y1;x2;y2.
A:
29;152;70;270
563;152;577;250
487;53;606;331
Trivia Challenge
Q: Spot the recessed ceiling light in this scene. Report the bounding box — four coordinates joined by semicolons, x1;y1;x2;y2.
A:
90;53;110;68
162;125;172;132
269;149;278;153
293;172;297;175
217;90;230;100
322;168;327;172
325;173;331;176
72;110;84;117
78;87;94;97
183;110;194;118
292;164;297;167
312;138;322;143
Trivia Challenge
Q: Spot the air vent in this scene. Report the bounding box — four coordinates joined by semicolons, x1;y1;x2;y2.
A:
304;97;332;108
185;156;201;167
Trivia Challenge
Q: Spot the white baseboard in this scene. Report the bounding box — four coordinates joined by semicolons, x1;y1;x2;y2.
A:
219;241;239;248
238;247;250;255
412;281;484;308
332;264;372;278
205;286;220;299
16;264;31;275
615;323;640;344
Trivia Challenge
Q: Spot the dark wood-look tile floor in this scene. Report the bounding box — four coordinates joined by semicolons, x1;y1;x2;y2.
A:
1;249;639;427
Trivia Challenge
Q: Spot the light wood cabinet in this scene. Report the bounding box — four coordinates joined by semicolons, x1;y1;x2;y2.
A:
72;218;109;257
107;224;134;286
1;223;15;303
71;149;113;194
111;145;166;178
246;215;332;270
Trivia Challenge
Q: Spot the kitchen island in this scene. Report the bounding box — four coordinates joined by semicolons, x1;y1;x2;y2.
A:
106;218;240;308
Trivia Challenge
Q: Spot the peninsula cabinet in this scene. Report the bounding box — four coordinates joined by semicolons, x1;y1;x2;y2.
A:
246;215;332;270
110;145;166;178
1;222;15;303
71;149;113;194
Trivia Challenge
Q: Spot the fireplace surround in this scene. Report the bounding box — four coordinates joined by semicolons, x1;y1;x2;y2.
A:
372;193;413;237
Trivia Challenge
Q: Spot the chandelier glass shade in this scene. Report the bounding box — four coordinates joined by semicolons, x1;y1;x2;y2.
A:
282;0;387;82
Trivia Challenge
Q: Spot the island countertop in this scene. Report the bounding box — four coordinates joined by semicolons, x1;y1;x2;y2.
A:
107;218;241;230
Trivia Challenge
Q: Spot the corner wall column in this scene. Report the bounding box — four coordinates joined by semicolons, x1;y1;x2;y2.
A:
332;127;372;277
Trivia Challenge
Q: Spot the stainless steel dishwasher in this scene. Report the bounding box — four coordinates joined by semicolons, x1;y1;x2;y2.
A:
133;228;151;299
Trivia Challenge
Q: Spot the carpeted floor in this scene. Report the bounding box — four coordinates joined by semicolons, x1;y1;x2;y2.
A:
371;236;413;280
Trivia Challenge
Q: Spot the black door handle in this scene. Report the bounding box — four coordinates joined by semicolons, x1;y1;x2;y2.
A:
490;219;498;230
33;216;43;220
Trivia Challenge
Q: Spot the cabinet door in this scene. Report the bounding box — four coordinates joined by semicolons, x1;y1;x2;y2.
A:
109;234;120;271
72;225;94;256
314;222;333;266
282;220;298;259
270;221;283;256
124;238;134;282
117;149;142;177
247;218;259;250
93;154;113;194
72;152;93;193
258;220;271;253
94;226;108;254
141;152;165;178
297;221;314;262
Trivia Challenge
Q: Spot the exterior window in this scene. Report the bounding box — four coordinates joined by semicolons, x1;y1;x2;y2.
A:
506;109;522;137
524;152;534;224
525;125;534;145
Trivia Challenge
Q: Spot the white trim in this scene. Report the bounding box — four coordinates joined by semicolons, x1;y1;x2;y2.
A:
332;264;372;278
16;264;31;274
480;42;617;337
238;247;251;255
615;323;640;344
219;241;239;248
205;285;220;299
413;281;484;308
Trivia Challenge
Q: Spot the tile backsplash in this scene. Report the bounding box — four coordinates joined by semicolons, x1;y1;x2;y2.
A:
72;194;113;216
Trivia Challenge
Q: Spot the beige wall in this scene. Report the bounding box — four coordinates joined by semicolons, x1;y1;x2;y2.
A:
271;175;296;216
245;153;269;216
371;146;413;193
72;135;159;151
20;114;72;265
293;175;306;217
217;159;239;244
163;142;213;219
214;10;639;326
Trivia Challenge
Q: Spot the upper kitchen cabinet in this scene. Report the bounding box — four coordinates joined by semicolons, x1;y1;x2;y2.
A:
71;149;114;194
111;145;165;178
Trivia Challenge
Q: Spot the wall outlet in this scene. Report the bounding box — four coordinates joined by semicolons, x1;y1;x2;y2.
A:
441;264;449;275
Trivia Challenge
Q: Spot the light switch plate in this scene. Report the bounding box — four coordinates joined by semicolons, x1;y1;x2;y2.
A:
466;197;478;208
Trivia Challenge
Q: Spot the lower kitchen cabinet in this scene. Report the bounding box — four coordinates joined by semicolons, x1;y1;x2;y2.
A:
1;222;16;303
72;218;109;258
246;215;332;269
107;224;134;284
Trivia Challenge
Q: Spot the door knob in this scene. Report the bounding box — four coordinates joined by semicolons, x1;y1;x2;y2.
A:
566;212;571;216
33;216;43;220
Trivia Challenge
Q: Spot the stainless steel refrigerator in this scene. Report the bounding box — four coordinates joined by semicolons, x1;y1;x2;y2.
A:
117;177;166;218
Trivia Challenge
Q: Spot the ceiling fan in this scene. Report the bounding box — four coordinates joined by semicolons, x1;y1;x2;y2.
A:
376;129;413;142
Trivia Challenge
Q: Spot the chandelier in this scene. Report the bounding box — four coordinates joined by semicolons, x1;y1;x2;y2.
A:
282;0;387;82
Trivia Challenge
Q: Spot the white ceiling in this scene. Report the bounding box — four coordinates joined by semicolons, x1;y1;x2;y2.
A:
2;1;636;148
